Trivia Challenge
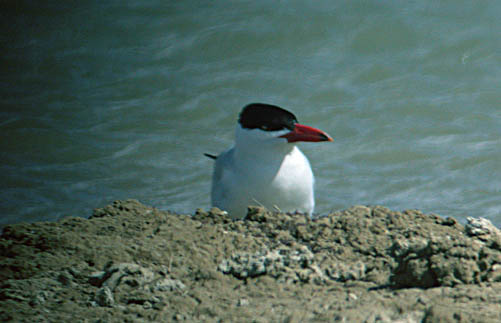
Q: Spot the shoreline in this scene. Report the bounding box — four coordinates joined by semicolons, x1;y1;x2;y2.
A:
1;199;500;322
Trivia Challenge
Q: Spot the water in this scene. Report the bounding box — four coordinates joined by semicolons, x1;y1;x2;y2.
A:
1;1;500;227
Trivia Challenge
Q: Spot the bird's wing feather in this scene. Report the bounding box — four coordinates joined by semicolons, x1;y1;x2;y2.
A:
204;153;218;160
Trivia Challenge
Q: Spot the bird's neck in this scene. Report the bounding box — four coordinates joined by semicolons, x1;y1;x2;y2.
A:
234;139;295;162
233;126;295;161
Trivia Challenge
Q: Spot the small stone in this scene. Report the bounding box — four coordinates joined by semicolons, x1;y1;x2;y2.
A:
152;278;186;292
153;301;167;311
94;287;114;307
465;217;499;239
237;298;249;306
442;217;457;226
326;261;366;282
348;293;358;301
89;263;155;291
173;313;185;321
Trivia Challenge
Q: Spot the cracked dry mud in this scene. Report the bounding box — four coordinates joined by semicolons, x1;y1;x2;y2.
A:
1;199;501;322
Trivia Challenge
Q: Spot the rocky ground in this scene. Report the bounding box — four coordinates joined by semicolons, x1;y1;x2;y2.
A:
1;199;500;322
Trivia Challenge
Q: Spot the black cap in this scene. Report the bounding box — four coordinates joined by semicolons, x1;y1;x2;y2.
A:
238;103;297;132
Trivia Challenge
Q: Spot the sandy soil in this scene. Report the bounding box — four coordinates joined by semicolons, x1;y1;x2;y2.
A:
1;199;500;322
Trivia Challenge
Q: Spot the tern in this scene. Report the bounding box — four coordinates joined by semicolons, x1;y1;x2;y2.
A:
206;103;333;219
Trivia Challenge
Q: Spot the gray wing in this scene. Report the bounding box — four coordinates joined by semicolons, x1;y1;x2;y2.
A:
211;148;234;205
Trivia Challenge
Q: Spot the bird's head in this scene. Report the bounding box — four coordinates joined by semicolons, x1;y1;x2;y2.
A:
235;103;333;148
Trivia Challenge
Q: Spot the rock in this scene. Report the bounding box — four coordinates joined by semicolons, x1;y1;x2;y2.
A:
151;278;185;292
90;199;153;219
218;250;269;279
237;298;249;306
347;293;358;301
89;263;154;290
192;207;230;224
466;217;501;243
1;200;500;322
94;286;114;307
218;245;326;284
325;261;366;282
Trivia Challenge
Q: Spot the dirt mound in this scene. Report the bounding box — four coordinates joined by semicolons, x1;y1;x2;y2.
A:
1;200;500;322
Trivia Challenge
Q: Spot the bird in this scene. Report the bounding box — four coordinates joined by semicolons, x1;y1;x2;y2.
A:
207;103;333;219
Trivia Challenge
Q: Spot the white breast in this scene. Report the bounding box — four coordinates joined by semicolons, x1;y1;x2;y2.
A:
211;145;315;219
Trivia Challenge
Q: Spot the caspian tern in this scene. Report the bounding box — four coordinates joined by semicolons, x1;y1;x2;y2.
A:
207;103;333;219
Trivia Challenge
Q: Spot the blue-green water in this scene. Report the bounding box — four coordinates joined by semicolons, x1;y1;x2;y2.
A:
1;1;500;226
